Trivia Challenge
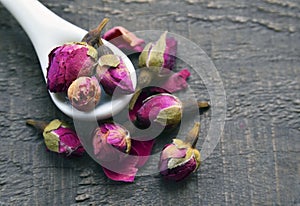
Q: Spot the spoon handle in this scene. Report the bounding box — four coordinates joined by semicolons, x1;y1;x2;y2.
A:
0;0;87;75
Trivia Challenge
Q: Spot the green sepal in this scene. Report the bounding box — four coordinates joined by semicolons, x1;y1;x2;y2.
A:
155;105;182;127
66;42;98;60
147;32;167;71
138;42;152;68
42;119;67;153
86;44;98;60
129;89;142;110
167;139;201;171
98;54;120;67
192;148;201;171
173;139;189;149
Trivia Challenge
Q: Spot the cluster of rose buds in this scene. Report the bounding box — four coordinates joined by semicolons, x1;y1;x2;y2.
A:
46;18;135;112
27;22;211;183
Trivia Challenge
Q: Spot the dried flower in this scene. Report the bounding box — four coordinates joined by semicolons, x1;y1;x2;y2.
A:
102;26;145;53
137;32;177;88
47;42;98;93
139;31;177;73
96;54;134;95
129;87;182;129
67;76;101;112
93;122;131;162
159;122;201;181
26;119;85;157
92;122;136;182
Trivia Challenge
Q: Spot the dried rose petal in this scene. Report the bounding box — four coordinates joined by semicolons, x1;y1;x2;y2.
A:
159;68;191;93
67;76;101;112
139;31;177;74
96;54;134;95
102;161;138;182
131;139;155;168
101;138;155;182
102;26;145;53
47;42;98;93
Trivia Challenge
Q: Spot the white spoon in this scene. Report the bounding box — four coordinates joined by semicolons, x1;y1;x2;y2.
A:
0;0;136;121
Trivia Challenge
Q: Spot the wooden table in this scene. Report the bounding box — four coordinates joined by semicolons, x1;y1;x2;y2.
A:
0;0;299;205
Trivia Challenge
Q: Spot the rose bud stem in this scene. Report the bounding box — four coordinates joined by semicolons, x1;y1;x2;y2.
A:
26;119;48;132
197;101;210;109
182;100;210;113
82;18;110;47
184;122;200;148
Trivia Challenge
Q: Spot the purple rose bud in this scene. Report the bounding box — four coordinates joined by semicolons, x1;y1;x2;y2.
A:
139;31;177;74
159;122;201;181
129;87;182;129
93;122;131;162
67;76;101;112
47;42;98;93
102;26;145;53
26;119;85;157
96;54;134;95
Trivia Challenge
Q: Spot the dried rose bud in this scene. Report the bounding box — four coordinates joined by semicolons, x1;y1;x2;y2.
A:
93;122;131;162
96;54;134;95
26;119;85;157
67;76;101;112
129;87;182;129
47;42;98;93
159;122;201;181
102;26;145;53
139;31;177;74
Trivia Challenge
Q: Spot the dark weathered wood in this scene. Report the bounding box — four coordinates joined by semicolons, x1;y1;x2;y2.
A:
0;0;299;205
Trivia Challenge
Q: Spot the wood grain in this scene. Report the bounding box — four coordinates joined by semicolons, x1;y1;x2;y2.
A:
0;0;299;205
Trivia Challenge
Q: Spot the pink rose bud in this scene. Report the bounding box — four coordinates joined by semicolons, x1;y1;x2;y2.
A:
137;31;177;88
139;31;177;74
26;119;85;157
67;76;101;112
96;54;134;95
129;87;182;129
159;122;201;181
102;26;145;53
93;122;131;162
47;42;98;93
